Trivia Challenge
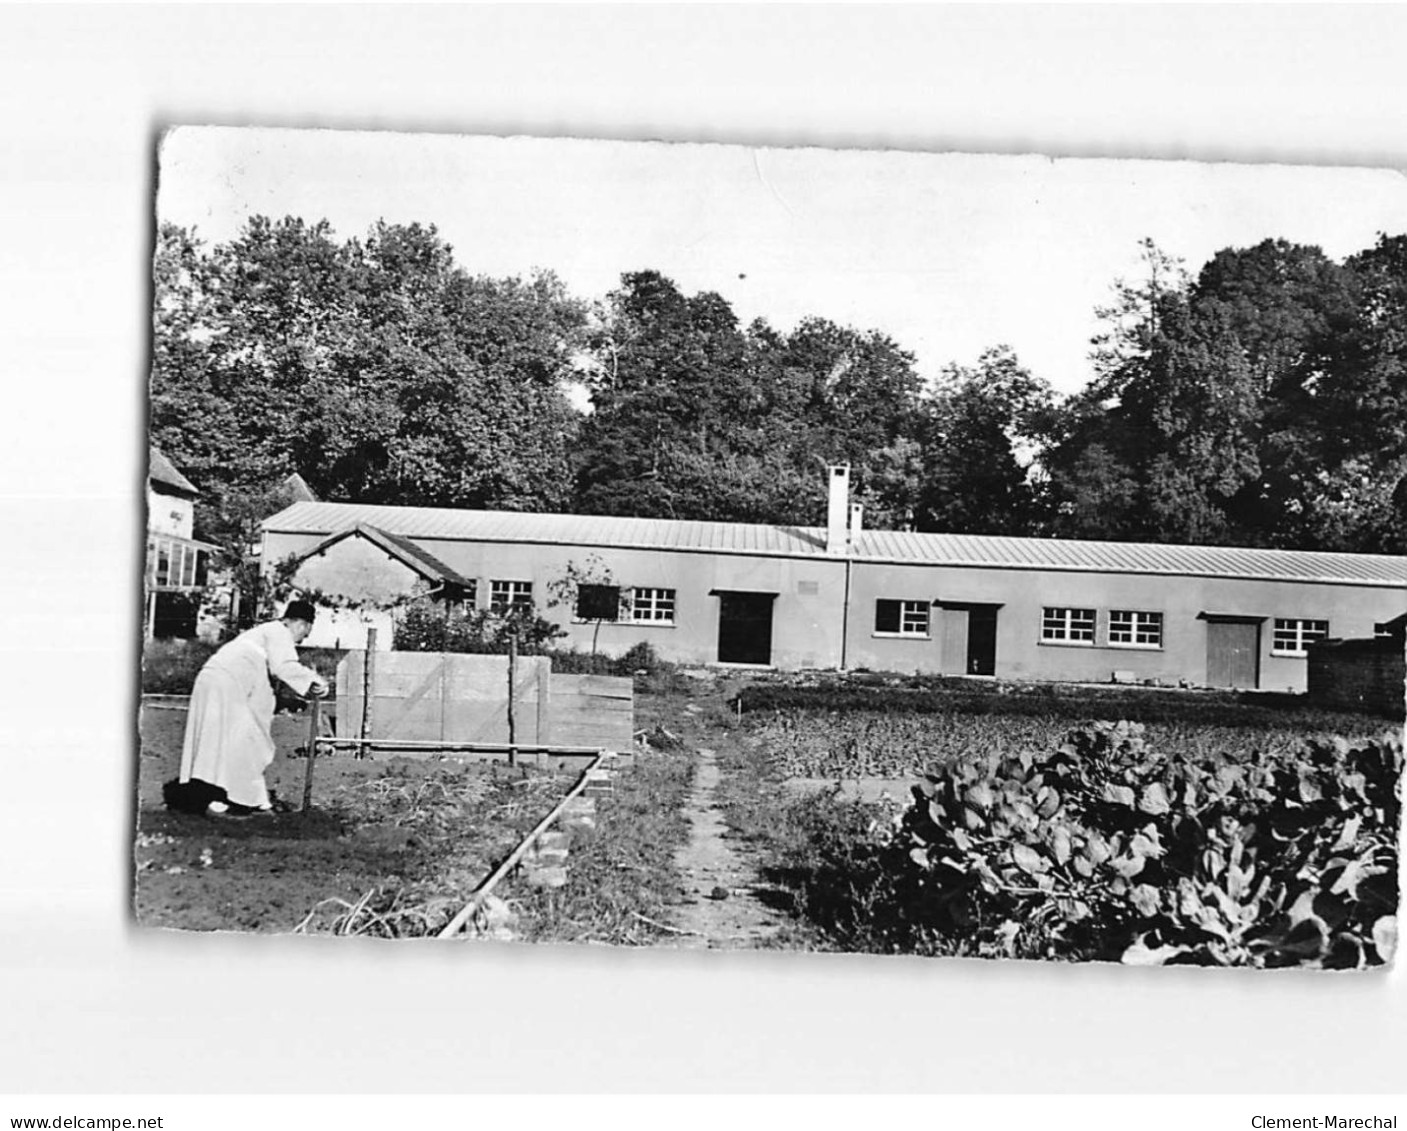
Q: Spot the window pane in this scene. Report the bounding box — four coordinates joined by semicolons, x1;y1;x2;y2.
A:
577;584;620;621
491;580;533;613
901;601;929;636
875;600;900;634
1042;606;1093;643
631;587;675;623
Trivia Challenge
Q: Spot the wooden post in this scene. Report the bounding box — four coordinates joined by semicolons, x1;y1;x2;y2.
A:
536;657;552;745
359;627;377;758
302;696;321;814
507;630;518;766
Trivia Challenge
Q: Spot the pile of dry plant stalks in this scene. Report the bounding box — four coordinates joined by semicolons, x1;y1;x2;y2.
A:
293;768;569;939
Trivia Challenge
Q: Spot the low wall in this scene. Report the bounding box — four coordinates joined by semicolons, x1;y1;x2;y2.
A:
334;650;635;751
1306;637;1406;718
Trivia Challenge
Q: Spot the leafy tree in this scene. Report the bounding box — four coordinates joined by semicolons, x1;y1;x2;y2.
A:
914;346;1055;535
1048;240;1262;544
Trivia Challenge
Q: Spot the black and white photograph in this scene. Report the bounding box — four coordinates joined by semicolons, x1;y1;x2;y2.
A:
11;4;1407;1109
137;125;1403;968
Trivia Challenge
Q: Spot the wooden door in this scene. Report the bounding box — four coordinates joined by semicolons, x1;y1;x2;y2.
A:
1206;621;1259;689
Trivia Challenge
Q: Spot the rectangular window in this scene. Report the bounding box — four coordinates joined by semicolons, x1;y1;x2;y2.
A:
1273;617;1329;656
627;587;676;624
490;579;534;614
1042;606;1095;644
156;540;172;587
1108;610;1163;648
576;583;622;622
874;599;930;638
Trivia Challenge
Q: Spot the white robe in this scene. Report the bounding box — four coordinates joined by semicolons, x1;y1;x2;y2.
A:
179;620;321;808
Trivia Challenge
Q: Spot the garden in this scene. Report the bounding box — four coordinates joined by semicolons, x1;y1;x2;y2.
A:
721;677;1401;969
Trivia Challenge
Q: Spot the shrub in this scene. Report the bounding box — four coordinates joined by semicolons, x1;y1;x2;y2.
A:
141;638;218;694
882;722;1401;968
392;600;565;655
735;682;1381;730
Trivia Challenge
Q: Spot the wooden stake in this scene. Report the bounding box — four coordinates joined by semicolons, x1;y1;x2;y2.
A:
302;696;321;814
507;629;518;766
359;627;377;757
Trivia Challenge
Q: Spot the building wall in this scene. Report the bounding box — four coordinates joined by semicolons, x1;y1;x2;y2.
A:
263;527;1403;688
147;485;194;539
1307;638;1406;716
283;537;424;650
264;529;848;668
844;562;1400;690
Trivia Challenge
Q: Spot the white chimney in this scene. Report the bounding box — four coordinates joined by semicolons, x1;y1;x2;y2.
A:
850;503;864;542
826;464;850;554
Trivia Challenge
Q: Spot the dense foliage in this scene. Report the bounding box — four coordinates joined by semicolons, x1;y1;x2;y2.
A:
885;723;1400;968
754;717;1401;968
735;679;1399;727
390;600;565;655
747;707;1386;781
153;219;1407;581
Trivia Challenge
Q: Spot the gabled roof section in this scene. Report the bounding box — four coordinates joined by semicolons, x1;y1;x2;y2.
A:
282;472;318;503
296;522;473;589
262;500;1407;588
148;446;199;497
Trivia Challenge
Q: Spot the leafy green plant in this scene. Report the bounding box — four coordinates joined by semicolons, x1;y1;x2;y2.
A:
885;722;1401;968
392;599;564;654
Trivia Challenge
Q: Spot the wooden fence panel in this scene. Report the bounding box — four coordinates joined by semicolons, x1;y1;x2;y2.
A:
547;674;634;751
334;653;599;746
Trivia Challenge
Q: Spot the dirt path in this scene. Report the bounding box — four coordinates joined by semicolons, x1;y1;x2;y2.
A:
664;746;786;949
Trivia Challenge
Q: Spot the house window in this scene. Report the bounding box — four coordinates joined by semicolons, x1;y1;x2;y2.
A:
1273;617;1329;656
627;587;676;625
148;536;205;590
442;579;477;613
1109;610;1163;648
874;599;930;638
1042;607;1095;644
576;583;621;622
490;579;534;614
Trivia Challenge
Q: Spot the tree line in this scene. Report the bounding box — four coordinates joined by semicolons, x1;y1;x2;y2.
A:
150;218;1407;570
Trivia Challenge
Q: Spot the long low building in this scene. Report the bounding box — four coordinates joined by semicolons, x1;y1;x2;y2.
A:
260;466;1407;693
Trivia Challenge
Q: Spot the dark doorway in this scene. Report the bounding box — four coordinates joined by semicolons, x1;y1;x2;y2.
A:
966;605;998;675
152;591;200;639
1206;619;1261;689
716;591;776;665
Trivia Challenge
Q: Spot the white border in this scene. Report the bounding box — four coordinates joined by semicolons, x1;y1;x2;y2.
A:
1;4;1403;1096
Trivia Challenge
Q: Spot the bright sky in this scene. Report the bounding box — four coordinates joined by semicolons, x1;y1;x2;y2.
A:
159;127;1407;396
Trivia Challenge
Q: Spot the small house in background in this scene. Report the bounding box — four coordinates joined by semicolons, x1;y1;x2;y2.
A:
145;447;219;639
1307;612;1407;717
279;522;475;650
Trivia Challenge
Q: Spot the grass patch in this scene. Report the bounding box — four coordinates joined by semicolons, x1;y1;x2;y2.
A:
713;732;915;953
507;743;696;945
140;638;218;694
735;680;1396;726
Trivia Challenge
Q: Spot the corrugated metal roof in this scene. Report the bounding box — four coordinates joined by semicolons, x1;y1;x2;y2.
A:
369;526;474;588
853;530;1407;586
266;501;828;557
262;500;1407;587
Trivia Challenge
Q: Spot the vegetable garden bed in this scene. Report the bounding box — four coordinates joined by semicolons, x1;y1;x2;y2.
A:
735;692;1401;969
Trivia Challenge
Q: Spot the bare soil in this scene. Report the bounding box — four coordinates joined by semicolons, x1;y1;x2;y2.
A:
662;745;788;949
133;703;569;935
